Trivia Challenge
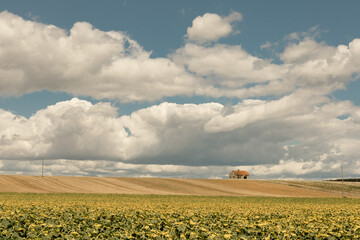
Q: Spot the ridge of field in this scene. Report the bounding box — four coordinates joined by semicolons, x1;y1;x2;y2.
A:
1;175;359;197
269;180;360;198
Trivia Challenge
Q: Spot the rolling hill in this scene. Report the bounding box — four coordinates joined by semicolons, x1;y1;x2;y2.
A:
1;175;359;197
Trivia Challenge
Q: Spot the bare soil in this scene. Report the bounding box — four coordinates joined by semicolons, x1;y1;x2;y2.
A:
0;175;357;198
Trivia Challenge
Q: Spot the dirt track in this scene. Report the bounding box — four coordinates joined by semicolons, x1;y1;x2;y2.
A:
0;175;348;197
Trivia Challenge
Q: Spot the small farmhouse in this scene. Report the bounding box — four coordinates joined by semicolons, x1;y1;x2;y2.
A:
229;170;249;179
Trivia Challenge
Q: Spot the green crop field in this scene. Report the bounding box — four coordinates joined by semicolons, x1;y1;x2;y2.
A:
0;193;359;239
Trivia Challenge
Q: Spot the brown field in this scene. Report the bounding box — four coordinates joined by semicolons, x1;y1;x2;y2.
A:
1;175;359;197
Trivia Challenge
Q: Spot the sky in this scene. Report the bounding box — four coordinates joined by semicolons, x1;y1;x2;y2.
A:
1;0;360;179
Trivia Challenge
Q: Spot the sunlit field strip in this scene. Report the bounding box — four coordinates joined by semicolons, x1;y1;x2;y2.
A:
0;193;359;239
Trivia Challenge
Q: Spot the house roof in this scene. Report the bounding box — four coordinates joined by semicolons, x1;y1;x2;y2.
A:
231;170;249;176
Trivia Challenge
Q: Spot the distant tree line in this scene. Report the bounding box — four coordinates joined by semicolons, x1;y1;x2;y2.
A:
327;178;360;182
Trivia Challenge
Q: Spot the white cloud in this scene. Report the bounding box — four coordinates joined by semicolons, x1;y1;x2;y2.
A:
1;11;360;179
280;38;337;64
173;43;284;84
0;95;359;179
172;36;360;99
0;11;196;102
260;42;272;49
30;98;130;160
204;90;327;133
0;109;35;159
0;156;358;179
186;12;242;43
171;43;289;99
1;11;360;103
0;159;232;179
281;38;360;93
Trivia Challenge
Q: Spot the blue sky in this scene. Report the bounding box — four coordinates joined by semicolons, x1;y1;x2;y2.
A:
0;1;360;179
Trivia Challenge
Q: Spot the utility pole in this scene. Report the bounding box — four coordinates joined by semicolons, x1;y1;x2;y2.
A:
341;164;344;198
42;159;44;177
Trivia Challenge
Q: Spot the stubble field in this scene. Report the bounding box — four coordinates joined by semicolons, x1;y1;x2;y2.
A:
2;175;360;198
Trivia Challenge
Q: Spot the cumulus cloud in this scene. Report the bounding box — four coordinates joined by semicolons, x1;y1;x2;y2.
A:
0;109;34;159
204;90;327;133
172;37;360;99
0;96;360;179
171;43;288;98
0;159;236;179
280;38;337;64
1;11;360;103
30;99;129;160
186;12;242;43
1;11;360;179
281;38;360;94
0;11;196;102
